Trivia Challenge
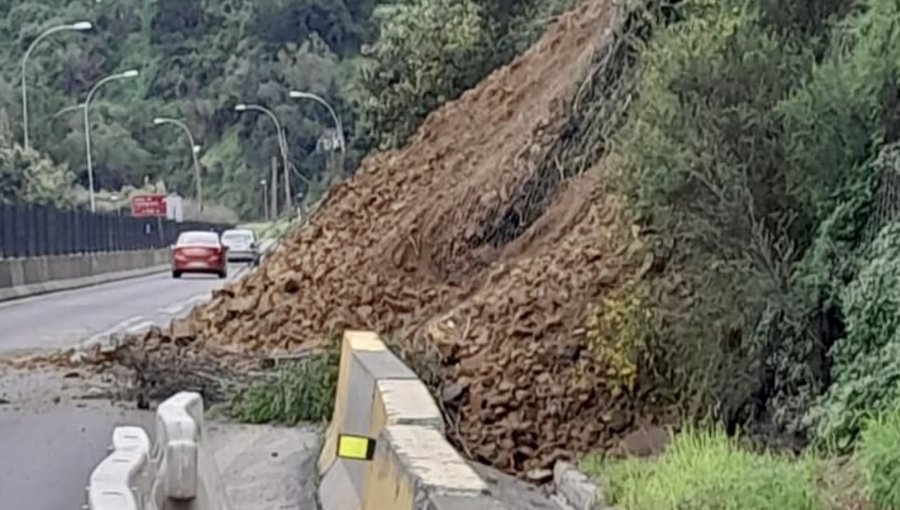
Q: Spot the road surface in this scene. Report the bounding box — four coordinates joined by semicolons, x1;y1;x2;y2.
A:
0;370;321;510
0;260;258;510
0;263;252;355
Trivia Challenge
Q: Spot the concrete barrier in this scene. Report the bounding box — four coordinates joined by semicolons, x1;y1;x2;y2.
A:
86;391;231;510
319;331;509;510
88;426;151;510
0;249;170;302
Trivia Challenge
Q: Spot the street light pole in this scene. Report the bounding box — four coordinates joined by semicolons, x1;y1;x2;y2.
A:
84;69;139;212
52;103;85;120
288;91;345;152
235;103;292;214
152;117;204;212
21;21;93;151
260;179;269;220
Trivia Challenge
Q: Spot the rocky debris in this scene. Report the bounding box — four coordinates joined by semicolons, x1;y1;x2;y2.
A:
607;425;669;459
63;0;654;478
551;462;608;510
470;461;565;510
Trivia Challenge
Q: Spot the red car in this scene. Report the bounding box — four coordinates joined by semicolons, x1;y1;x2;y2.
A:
171;231;228;279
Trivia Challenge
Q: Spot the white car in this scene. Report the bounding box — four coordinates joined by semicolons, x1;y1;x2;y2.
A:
220;229;261;266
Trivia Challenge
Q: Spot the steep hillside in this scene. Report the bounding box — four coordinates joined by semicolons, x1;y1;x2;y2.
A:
66;0;642;477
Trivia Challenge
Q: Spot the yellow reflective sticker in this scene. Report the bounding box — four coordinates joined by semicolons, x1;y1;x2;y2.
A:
337;434;376;461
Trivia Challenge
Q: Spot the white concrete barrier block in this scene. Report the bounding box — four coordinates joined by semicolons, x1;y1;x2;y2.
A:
164;439;199;499
113;426;151;453
88;426;151;510
154;391;204;501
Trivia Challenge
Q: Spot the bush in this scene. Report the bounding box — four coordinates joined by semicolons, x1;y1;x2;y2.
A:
358;0;490;149
582;428;819;510
858;408;900;509
779;0;900;222
808;222;900;449
230;344;340;424
615;0;811;428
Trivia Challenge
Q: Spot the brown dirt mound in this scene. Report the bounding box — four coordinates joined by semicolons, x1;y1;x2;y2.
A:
77;0;646;477
180;0;619;353
419;167;648;476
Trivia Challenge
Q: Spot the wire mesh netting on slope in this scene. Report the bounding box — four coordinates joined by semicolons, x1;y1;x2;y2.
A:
40;0;666;478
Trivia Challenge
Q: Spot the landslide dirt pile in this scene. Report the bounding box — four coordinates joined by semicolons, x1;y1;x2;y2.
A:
177;0;620;354
419;168;649;476
70;0;650;477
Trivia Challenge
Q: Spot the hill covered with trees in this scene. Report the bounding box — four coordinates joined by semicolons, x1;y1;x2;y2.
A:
0;0;575;219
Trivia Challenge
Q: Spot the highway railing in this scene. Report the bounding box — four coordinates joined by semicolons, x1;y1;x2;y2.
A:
0;202;233;259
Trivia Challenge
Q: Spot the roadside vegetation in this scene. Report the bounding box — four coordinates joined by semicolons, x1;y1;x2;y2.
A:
240;219;296;241
574;0;900;506
583;410;900;510
583;428;820;510
229;342;340;424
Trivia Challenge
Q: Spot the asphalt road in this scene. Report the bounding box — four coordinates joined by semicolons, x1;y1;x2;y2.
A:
0;370;321;510
0;263;252;355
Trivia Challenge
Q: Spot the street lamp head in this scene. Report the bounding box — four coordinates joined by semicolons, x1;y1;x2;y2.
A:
235;104;248;112
289;91;313;100
120;69;139;78
71;21;93;31
152;117;165;125
193;145;201;154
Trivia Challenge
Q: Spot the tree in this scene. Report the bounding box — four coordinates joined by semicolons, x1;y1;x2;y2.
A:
358;0;489;149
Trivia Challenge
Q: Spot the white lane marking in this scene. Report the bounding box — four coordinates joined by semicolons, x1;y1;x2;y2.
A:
125;320;155;334
160;295;208;316
80;315;149;346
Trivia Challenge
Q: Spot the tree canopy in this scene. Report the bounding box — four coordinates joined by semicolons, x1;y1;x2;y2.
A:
0;0;574;218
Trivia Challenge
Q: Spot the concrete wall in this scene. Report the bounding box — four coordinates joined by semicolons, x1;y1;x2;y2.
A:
319;331;509;510
0;249;169;301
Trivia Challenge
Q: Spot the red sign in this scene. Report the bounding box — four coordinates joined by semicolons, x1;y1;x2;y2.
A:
131;194;167;217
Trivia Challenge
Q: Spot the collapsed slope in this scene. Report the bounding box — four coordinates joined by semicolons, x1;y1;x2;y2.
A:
109;0;646;476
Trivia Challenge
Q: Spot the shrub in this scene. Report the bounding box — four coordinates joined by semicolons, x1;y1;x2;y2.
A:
858;408;900;509
358;0;490;149
614;0;815;428
230;344;340;424
582;428;819;510
808;223;900;449
586;281;663;399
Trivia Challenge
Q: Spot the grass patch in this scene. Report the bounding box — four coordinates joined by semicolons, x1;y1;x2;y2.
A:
581;427;819;510
239;219;294;240
858;407;900;509
229;345;340;425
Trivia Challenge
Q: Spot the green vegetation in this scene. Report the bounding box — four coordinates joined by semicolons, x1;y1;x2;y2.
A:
576;0;900;505
582;429;819;510
859;409;900;509
0;0;575;218
612;0;900;455
240;219;295;240
229;344;340;424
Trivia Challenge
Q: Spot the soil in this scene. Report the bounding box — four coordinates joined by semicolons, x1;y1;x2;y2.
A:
42;0;656;477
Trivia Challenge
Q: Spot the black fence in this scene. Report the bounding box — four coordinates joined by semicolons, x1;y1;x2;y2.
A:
0;203;234;259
